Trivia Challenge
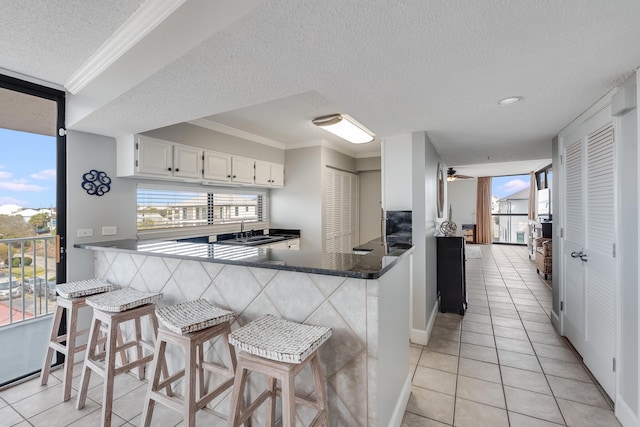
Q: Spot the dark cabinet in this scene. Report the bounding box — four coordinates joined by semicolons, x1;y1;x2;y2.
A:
437;236;466;314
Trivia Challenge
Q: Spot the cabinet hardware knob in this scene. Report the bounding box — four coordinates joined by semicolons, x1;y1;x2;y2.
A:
167;167;172;171
227;175;231;178
175;168;179;172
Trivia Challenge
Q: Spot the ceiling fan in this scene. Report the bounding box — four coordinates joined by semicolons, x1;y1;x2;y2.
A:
447;167;474;181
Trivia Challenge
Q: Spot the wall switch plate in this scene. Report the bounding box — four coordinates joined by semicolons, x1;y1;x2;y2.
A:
102;226;117;236
77;228;93;237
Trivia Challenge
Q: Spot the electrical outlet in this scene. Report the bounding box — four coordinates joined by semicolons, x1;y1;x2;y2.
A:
102;226;117;236
77;228;93;237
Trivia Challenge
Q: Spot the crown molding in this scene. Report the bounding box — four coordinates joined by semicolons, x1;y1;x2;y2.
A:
65;0;186;94
188;119;286;149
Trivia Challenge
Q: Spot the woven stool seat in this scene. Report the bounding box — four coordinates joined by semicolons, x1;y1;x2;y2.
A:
86;288;162;312
41;279;121;403
56;278;119;299
230;314;332;364
155;299;234;335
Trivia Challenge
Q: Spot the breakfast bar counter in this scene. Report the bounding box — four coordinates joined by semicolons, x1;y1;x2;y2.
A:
76;239;413;426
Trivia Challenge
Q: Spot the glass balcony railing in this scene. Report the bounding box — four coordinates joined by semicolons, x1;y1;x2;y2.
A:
491;214;529;245
0;236;57;326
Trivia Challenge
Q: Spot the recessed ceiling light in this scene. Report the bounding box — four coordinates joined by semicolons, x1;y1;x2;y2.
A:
498;96;522;106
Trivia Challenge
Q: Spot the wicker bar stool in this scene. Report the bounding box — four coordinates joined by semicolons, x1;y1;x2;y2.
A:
141;299;237;427
76;288;164;427
40;279;120;402
227;314;332;427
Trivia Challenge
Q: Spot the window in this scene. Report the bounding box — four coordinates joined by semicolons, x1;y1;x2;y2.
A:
137;185;267;235
491;174;530;244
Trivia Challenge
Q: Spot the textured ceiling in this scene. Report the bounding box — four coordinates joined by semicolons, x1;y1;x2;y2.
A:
2;0;640;171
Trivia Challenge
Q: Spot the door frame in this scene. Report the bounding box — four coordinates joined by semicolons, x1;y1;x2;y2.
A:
0;73;67;385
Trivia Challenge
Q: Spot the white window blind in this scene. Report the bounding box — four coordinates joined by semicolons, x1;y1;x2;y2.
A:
137;185;267;232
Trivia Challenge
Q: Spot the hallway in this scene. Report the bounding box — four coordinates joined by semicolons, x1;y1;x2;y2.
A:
402;244;619;426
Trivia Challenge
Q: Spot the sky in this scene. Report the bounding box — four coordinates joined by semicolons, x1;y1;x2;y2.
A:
0;128;56;208
492;174;530;199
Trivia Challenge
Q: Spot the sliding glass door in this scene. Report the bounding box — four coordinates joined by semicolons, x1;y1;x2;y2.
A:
0;74;66;385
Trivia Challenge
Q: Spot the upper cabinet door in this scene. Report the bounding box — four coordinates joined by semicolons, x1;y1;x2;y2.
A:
254;160;271;186
270;163;284;187
137;136;173;176
231;156;255;184
203;150;232;182
173;145;202;179
254;160;284;187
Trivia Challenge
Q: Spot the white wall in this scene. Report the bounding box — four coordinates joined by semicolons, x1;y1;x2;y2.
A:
270;146;322;251
382;135;412;210
382;132;443;344
447;179;477;226
66;130;137;281
617;75;639;423
359;170;381;243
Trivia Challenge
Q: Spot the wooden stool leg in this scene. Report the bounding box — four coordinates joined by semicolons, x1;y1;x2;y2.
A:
149;311;171;396
101;319;118;427
115;324;128;367
197;342;205;400
141;336;167;427
40;304;64;386
310;353;330;427
134;316;144;380
62;302;80;402
228;363;249;427
184;340;197;427
265;376;277;427
77;316;101;410
281;374;296;427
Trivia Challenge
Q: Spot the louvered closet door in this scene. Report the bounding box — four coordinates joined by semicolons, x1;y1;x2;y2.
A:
563;137;586;355
583;121;616;398
561;106;617;400
324;167;359;253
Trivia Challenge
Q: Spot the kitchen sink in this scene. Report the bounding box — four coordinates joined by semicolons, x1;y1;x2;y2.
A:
217;235;286;246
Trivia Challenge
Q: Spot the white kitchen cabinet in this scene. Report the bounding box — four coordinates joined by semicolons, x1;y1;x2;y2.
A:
117;135;173;177
136;136;173;176
203;150;232;182
172;145;202;179
231;156;255;184
254;160;284;187
118;135;200;179
286;238;300;250
268;240;288;249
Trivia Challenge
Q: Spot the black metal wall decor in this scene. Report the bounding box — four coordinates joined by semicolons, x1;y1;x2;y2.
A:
81;170;111;196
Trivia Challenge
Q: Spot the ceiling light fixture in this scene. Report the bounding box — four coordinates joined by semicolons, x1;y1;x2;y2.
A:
497;96;522;106
311;114;375;144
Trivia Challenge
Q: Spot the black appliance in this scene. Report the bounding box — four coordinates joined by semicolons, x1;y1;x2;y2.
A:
384;210;412;244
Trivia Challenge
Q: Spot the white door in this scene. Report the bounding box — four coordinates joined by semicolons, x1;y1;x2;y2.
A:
563;136;586;355
561;106;617;399
231;156;254;184
583;120;617;397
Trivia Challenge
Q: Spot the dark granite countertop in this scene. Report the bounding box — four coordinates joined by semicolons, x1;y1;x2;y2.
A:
75;238;413;279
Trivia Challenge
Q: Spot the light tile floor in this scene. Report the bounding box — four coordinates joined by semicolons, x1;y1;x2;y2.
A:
401;244;620;427
0;244;621;426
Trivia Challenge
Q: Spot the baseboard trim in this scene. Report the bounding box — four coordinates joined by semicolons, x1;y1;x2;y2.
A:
410;302;438;346
616;394;639;427
551;310;561;333
388;373;412;427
